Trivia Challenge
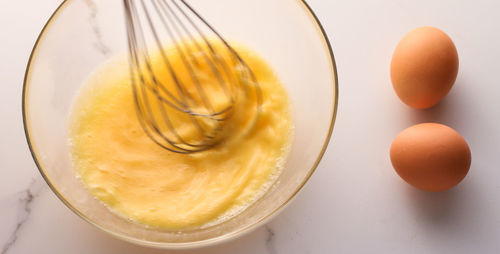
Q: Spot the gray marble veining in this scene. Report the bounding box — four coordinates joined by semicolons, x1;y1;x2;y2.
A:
84;0;110;56
1;179;44;254
265;224;278;254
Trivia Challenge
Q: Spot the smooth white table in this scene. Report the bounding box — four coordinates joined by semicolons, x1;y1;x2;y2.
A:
2;0;500;253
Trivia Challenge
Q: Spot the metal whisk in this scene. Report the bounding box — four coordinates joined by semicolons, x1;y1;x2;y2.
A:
123;0;262;153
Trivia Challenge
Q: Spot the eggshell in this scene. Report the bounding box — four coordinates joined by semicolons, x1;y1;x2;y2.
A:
391;27;459;109
390;123;471;192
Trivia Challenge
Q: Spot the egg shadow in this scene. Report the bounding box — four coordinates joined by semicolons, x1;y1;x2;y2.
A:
399;79;472;222
406;99;449;124
404;186;460;225
402;79;469;126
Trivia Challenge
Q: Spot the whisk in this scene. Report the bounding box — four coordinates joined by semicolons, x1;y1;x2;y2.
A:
123;0;262;153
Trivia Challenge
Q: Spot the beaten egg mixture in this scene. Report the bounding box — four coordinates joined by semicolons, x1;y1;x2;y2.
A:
69;42;292;229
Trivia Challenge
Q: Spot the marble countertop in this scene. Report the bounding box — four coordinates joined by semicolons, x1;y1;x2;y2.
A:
2;0;500;253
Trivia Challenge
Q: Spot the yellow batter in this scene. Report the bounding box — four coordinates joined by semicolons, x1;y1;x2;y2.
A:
69;42;292;229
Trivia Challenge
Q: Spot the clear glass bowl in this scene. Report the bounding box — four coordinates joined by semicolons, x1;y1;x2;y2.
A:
23;0;338;249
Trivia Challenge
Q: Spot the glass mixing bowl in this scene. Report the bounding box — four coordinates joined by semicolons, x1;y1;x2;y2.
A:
23;0;338;249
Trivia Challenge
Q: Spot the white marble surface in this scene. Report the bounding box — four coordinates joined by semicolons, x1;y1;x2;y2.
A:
2;0;500;253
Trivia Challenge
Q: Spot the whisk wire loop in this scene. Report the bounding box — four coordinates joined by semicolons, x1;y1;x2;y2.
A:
123;0;262;153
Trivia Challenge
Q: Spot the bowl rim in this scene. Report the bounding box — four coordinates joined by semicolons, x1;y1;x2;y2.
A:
22;0;339;249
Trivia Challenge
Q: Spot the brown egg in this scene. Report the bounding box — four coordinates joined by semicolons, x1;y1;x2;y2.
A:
391;27;459;109
390;123;471;192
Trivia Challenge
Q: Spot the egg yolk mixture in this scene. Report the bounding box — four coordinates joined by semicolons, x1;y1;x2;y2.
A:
69;42;292;229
